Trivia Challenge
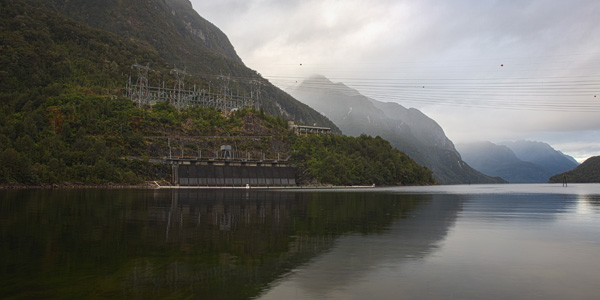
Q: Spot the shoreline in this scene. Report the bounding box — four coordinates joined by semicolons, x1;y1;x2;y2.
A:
0;182;159;190
0;182;380;190
154;184;377;190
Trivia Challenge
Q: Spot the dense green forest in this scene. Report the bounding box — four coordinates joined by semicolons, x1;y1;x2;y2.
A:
293;135;435;186
548;156;600;183
0;91;293;185
0;0;434;186
0;92;434;186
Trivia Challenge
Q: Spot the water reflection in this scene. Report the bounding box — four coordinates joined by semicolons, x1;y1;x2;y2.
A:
3;186;599;299
456;193;573;226
0;189;432;299
257;188;600;300
256;194;462;299
579;194;600;213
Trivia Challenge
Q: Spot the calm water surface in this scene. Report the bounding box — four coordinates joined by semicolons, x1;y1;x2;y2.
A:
1;184;599;299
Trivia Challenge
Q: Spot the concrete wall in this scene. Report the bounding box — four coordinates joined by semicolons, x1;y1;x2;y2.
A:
177;165;296;187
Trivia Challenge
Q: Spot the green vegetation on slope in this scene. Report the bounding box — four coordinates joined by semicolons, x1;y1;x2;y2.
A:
0;90;293;185
0;91;433;186
0;0;433;186
548;156;600;183
30;0;339;129
292;134;435;186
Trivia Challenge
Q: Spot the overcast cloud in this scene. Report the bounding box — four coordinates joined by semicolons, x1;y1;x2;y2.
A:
191;0;600;162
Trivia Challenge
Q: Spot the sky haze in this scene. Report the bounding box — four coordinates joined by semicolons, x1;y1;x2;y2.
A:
191;0;600;162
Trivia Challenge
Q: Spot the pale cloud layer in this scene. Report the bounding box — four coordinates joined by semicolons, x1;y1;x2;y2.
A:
192;0;600;162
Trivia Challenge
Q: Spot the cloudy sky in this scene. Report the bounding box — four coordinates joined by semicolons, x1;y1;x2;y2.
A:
190;0;600;162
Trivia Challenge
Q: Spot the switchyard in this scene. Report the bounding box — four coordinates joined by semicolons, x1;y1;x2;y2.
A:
124;61;336;187
126;62;260;111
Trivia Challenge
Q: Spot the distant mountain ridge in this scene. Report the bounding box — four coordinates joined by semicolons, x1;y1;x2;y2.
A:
501;140;579;174
457;140;579;183
289;75;505;185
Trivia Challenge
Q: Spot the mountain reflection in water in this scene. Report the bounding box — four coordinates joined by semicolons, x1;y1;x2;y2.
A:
257;193;461;299
2;185;600;300
258;185;600;300
0;189;438;299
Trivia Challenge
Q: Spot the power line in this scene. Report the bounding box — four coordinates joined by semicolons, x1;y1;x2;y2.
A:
267;74;600;112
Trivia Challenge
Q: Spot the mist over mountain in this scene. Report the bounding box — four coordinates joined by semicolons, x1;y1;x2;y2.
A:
28;0;338;129
289;75;505;185
456;141;556;183
501;140;579;175
457;140;579;183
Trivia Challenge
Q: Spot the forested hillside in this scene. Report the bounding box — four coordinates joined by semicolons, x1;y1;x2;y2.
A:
293;135;435;186
0;0;433;186
0;91;292;185
0;92;433;186
25;0;338;129
548;156;600;183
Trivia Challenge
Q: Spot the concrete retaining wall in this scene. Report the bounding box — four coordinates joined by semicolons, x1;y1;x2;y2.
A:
176;165;296;187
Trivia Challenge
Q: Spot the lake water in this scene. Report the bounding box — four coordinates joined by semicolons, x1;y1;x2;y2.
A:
1;184;599;299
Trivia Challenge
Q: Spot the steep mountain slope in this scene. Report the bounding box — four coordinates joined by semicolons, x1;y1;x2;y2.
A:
27;0;338;130
39;0;241;65
457;141;556;183
289;76;505;184
2;1;431;186
502;140;579;175
549;156;600;183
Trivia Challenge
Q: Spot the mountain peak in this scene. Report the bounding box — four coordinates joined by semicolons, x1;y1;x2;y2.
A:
170;0;194;9
301;75;362;97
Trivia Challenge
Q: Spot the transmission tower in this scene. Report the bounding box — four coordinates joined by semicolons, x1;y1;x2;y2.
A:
171;67;187;110
216;74;231;112
250;80;262;110
130;61;150;108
